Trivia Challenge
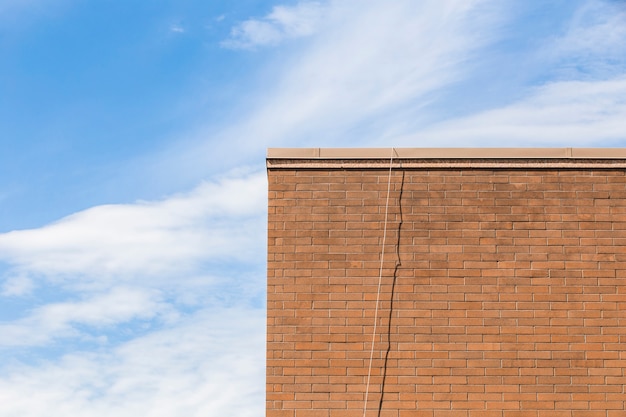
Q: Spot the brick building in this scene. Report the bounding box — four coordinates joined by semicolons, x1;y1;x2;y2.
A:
266;148;626;417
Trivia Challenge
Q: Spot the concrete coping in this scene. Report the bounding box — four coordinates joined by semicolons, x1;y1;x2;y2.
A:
266;148;626;169
267;148;626;159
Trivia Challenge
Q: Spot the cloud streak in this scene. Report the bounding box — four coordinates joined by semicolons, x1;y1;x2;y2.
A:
0;172;267;287
204;0;626;160
165;0;504;179
550;0;626;78
0;307;265;417
222;1;326;49
0;287;170;347
242;0;502;144
408;76;626;146
0;171;267;351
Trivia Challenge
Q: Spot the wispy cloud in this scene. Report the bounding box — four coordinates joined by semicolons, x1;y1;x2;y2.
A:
0;307;265;417
204;0;626;157
1;273;34;296
0;171;267;349
0;172;266;288
164;0;503;179
396;0;626;147
0;287;170;347
170;24;185;34
222;1;326;49
404;76;626;146
550;0;626;79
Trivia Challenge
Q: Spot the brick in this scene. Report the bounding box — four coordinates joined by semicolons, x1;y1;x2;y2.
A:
268;162;626;416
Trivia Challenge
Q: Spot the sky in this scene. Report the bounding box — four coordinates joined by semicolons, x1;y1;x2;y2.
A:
0;0;625;415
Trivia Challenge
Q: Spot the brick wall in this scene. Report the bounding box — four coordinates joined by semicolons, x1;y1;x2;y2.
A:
267;152;626;417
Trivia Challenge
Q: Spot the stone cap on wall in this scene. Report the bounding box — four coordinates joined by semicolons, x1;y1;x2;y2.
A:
267;148;626;169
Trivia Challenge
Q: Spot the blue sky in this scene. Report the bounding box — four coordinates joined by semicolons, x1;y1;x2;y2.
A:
0;0;625;415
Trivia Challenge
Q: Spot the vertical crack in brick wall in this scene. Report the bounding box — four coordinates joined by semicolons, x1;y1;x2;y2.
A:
373;170;404;417
267;164;626;417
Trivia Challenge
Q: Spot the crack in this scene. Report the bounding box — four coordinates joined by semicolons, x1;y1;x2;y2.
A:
376;169;404;417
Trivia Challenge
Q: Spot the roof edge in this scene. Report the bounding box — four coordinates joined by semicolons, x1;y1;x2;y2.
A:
267;148;626;160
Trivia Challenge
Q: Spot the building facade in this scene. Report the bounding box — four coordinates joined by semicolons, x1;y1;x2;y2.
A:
267;148;626;417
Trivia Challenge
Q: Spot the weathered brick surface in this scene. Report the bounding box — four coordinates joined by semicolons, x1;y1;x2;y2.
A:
267;165;626;417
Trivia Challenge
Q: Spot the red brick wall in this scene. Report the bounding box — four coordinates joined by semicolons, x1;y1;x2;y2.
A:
267;165;626;417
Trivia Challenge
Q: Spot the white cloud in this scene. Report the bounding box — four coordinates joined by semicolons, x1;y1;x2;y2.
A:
0;307;265;417
1;273;34;296
264;0;498;136
170;24;185;33
393;0;626;148
162;0;503;178
0;172;267;288
205;0;626;159
412;76;626;146
222;1;326;49
0;287;170;347
0;171;267;349
551;0;626;78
